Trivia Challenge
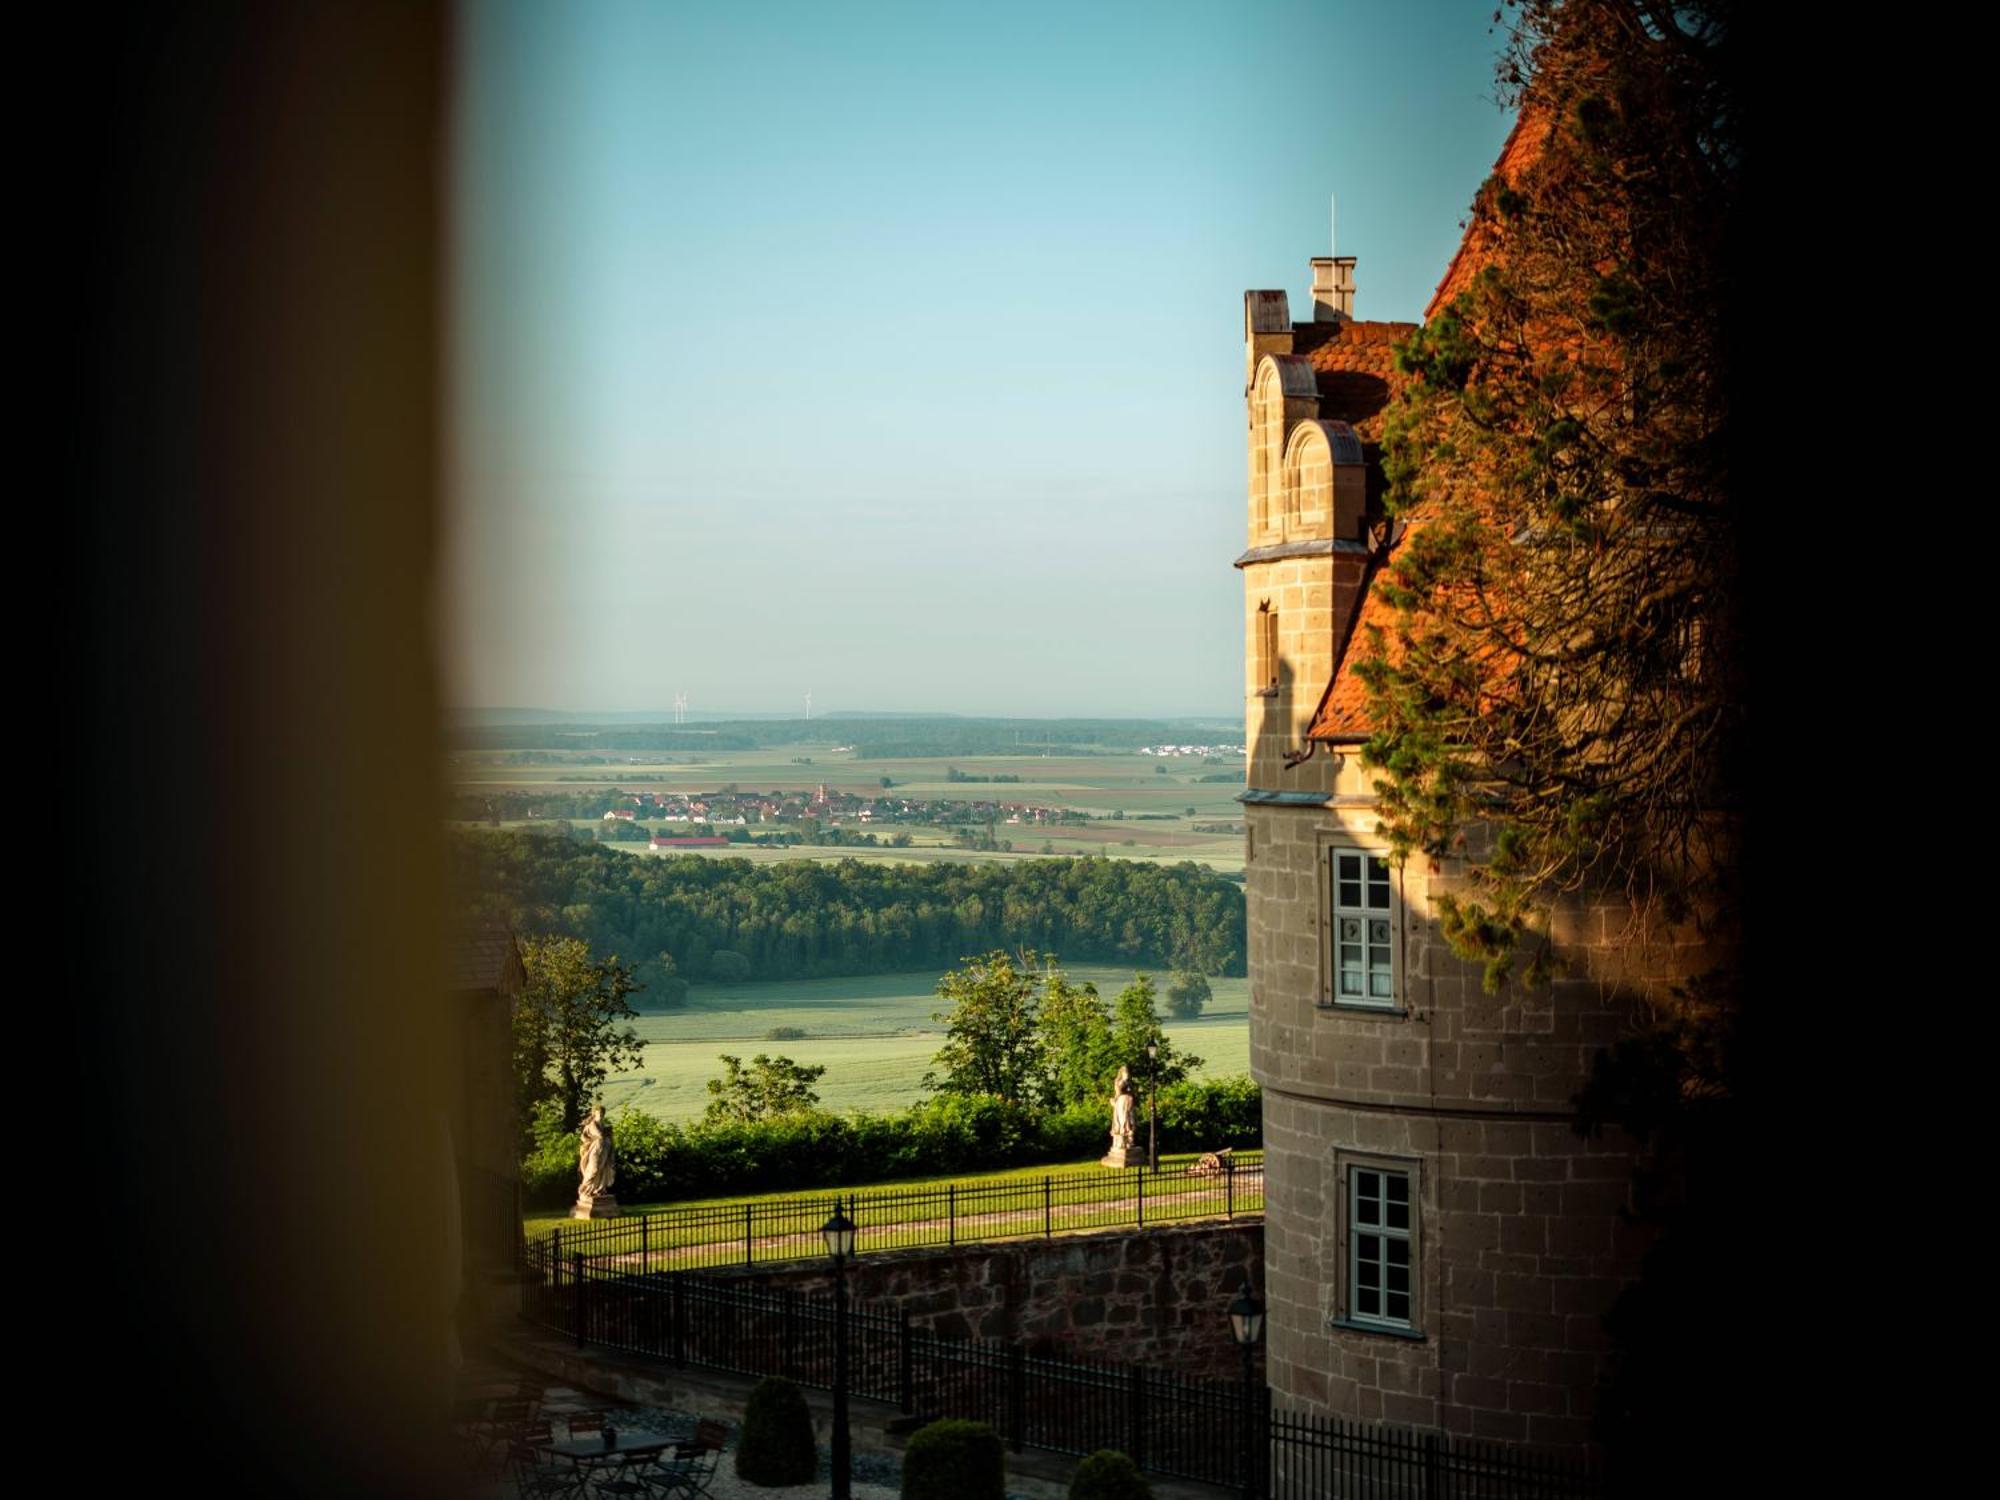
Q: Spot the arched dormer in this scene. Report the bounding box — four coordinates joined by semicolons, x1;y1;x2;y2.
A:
1250;353;1319;539
1280;419;1367;542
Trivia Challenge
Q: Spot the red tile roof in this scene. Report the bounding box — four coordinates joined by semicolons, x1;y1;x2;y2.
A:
1305;540;1404;743
1289;318;1413;439
1425;109;1551;319
1304;110;1541;744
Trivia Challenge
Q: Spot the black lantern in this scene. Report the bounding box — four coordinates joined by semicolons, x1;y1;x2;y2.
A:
823;1196;855;1500
1229;1287;1266;1500
821;1201;857;1262
1228;1288;1266;1346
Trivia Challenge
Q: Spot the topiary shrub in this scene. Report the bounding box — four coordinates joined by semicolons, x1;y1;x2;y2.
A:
735;1376;817;1486
902;1419;1004;1500
1068;1449;1151;1500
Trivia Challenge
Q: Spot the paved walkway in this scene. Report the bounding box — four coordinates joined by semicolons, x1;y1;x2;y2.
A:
453;1350;909;1499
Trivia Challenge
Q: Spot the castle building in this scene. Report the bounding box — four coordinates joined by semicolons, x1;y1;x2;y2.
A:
1237;122;1672;1451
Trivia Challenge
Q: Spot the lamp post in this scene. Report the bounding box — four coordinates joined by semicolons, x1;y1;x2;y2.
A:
821;1198;857;1500
1145;1040;1159;1170
1228;1288;1265;1500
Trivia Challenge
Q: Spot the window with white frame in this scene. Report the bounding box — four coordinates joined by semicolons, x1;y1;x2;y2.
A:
1329;847;1396;1006
1348;1166;1414;1328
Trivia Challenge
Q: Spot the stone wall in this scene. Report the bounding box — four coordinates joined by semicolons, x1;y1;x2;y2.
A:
717;1221;1265;1384
1244;778;1695;1449
1260;1088;1648;1448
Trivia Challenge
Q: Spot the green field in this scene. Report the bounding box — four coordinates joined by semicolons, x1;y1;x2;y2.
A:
450;747;1248;873
598;965;1250;1123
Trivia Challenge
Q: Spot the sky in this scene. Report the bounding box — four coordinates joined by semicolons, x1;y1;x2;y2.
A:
445;0;1517;720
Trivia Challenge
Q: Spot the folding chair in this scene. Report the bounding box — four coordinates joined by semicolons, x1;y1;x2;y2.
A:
652;1440;721;1500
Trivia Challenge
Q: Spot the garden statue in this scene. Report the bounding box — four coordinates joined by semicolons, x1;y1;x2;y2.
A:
572;1103;621;1219
1101;1065;1138;1168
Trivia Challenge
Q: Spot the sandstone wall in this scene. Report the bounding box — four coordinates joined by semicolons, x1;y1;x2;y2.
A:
718;1221;1265;1384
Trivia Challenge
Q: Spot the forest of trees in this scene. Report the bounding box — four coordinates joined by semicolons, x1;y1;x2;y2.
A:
452;829;1246;987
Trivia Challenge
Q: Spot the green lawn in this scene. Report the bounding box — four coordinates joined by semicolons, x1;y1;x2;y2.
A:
598;966;1250;1122
525;1148;1266;1267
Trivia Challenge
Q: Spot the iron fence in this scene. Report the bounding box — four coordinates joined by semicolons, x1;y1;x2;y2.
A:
518;1242;1603;1497
1268;1406;1603;1499
539;1154;1263;1273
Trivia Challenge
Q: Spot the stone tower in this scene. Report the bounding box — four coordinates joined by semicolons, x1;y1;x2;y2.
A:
1238;231;1677;1451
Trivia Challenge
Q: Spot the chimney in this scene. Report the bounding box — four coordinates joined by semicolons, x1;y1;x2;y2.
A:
1310;256;1356;322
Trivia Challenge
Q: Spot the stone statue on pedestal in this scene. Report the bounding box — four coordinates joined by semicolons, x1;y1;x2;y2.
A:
1101;1065;1138;1168
572;1103;620;1219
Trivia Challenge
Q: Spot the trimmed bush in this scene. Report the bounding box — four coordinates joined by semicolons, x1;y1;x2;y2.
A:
1068;1450;1151;1500
902;1419;1004;1500
735;1377;817;1486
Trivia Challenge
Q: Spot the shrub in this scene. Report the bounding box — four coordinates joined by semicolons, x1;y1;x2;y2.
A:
520;1077;1262;1208
902;1420;1004;1500
1068;1450;1151;1500
735;1377;817;1486
765;1025;807;1040
1154;1075;1261;1153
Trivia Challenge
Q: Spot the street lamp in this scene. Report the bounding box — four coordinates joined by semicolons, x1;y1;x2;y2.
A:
1228;1288;1265;1500
821;1198;857;1500
1145;1041;1159;1170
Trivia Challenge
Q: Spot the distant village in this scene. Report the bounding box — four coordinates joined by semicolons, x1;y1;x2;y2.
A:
452;783;1097;847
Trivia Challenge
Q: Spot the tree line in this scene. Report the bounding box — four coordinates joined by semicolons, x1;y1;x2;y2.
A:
448;714;1238;758
453;830;1246;987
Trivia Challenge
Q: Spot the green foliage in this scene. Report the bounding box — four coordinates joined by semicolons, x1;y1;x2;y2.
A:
710;950;752;984
902;1420;1004;1500
704;1053;827;1125
638;951;690;1008
764;1025;807;1041
519;1079;1258;1211
452;836;1247;984
1153;1073;1260;1148
1068;1450;1151;1500
514;934;645;1136
923;951;1046;1106
1165;970;1211;1020
1109;975;1201;1090
1038;971;1118;1110
735;1377;817;1487
1364;0;1740;1008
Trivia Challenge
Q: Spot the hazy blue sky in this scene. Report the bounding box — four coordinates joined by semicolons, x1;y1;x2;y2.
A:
446;0;1516;719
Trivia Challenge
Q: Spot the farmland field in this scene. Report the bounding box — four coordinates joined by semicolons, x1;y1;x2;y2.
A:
598;965;1250;1123
449;746;1248;873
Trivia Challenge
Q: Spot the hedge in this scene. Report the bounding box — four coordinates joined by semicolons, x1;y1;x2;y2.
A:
521;1076;1260;1211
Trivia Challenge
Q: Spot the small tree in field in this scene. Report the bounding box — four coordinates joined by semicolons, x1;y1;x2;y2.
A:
1108;974;1200;1089
703;1053;827;1124
1165;970;1210;1021
922;950;1045;1107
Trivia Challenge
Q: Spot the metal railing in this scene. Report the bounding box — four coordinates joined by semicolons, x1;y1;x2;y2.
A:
519;1245;1605;1498
1269;1405;1603;1499
538;1154;1264;1273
